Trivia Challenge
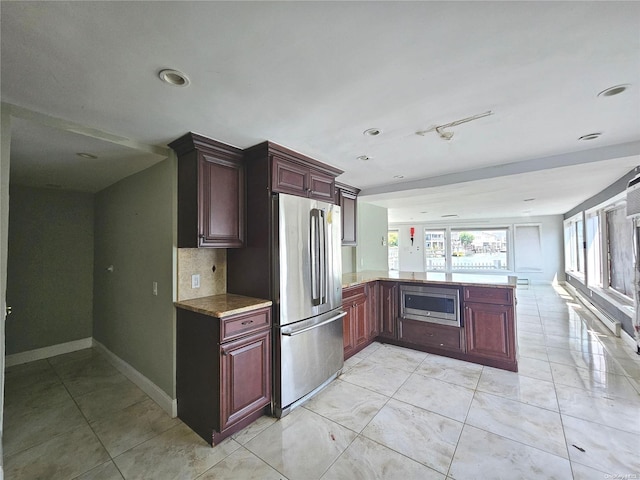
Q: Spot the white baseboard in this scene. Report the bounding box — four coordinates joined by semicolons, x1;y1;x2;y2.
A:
5;337;93;367
621;328;638;351
564;282;621;336
92;339;177;418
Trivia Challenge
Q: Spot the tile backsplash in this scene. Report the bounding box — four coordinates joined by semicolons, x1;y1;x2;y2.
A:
177;248;227;301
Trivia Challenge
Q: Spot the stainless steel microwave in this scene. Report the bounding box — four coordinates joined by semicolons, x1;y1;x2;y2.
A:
400;284;461;327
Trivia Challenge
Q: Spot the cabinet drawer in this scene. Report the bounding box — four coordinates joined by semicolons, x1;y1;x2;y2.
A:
342;285;366;302
221;308;271;342
399;318;463;351
464;286;513;305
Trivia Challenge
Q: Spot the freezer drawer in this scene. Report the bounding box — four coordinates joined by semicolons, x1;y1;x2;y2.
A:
274;309;346;416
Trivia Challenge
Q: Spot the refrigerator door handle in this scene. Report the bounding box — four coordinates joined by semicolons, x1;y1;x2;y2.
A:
310;209;321;306
281;311;347;336
319;209;327;305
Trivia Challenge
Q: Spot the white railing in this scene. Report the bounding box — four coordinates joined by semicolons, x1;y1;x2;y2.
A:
388;247;399;270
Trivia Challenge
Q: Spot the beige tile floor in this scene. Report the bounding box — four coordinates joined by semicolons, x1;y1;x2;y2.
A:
3;284;640;479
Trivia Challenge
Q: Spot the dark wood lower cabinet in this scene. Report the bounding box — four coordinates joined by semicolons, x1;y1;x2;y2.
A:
464;301;517;370
176;306;271;446
342;285;369;360
220;329;271;431
399;319;463;352
378;281;398;340
358;280;517;372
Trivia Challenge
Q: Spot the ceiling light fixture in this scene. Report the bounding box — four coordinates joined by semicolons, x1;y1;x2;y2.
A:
597;84;630;97
578;132;602;141
76;152;98;159
356;155;372;161
393;175;404;179
158;68;190;87
416;110;494;141
363;128;382;136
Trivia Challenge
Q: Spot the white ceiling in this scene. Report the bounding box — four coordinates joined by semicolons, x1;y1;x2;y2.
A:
2;1;639;215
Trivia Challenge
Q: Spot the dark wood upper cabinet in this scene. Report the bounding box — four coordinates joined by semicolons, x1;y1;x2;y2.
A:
335;182;360;246
170;132;245;248
246;141;342;203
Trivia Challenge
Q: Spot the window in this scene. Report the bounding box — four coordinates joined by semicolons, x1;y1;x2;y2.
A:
605;206;634;298
563;215;583;277
388;230;399;270
450;228;508;271
586;213;601;287
424;229;446;271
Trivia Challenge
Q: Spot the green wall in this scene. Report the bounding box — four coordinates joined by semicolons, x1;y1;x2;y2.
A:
93;157;176;397
355;202;388;271
6;186;94;354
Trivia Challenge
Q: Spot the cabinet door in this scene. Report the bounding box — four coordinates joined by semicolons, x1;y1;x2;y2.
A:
199;153;245;248
271;155;308;196
378;282;398;339
366;283;379;339
353;295;368;348
338;189;357;245
465;302;515;361
308;171;335;202
342;303;356;359
220;329;271;430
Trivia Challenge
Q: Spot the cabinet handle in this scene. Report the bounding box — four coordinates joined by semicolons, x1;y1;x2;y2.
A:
221;350;228;356
241;320;254;325
199;234;205;239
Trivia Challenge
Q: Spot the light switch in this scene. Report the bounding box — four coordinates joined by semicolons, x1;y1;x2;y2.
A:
191;274;200;289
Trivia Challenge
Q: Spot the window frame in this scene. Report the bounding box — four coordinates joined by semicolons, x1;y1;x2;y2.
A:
423;225;512;274
563;213;585;281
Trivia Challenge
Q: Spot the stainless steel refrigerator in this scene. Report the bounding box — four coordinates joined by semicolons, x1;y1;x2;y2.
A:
272;193;345;417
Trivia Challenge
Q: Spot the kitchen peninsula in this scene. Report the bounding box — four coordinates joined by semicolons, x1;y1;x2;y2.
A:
341;271;518;372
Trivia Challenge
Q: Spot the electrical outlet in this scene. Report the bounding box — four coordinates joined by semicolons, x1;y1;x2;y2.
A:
152;282;158;296
191;274;200;289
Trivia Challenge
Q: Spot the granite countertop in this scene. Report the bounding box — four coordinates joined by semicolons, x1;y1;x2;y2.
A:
342;270;518;289
175;293;272;318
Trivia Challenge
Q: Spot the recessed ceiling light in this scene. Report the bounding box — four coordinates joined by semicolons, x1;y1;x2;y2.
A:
158;68;190;87
523;198;535;202
597;84;630;97
393;175;404;179
363;128;382;136
356;155;372;161
76;152;98;159
578;132;602;141
441;214;458;218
